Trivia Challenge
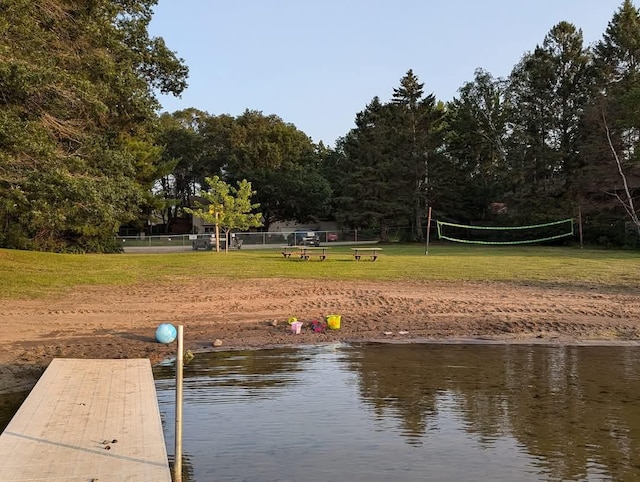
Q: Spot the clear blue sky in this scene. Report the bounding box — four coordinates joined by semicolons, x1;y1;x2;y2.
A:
149;0;625;146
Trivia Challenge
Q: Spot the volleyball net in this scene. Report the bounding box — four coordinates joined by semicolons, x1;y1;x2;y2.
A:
436;218;575;245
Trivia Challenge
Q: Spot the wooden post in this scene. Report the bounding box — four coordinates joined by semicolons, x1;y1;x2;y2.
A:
425;206;432;255
174;325;184;482
578;206;584;249
215;211;220;252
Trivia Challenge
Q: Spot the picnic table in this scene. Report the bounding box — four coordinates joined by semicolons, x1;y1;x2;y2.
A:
351;247;382;261
281;246;329;260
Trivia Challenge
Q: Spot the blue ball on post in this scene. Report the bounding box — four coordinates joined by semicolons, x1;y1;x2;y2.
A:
155;323;177;344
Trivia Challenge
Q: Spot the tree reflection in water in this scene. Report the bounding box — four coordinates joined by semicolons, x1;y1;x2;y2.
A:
152;343;640;481
345;343;640;481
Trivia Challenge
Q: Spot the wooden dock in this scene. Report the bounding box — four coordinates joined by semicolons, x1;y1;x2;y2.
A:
0;358;172;481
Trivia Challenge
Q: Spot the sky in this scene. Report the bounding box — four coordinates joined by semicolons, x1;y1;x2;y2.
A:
149;0;625;146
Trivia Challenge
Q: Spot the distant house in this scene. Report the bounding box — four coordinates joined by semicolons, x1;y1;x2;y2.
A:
489;202;508;215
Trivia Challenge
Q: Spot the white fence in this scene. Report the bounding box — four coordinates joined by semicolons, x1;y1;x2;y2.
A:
116;229;376;252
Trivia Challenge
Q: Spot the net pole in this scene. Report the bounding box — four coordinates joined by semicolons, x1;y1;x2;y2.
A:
578;206;584;249
425;206;432;255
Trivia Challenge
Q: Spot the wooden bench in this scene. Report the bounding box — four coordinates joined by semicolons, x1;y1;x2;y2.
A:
281;246;329;260
281;246;295;258
351;247;382;261
298;247;329;260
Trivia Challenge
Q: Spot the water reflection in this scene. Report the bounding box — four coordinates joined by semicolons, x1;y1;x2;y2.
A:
0;390;28;433
344;343;640;481
155;347;309;401
154;343;640;481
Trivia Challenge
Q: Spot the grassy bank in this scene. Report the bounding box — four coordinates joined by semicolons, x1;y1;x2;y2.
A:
1;244;639;299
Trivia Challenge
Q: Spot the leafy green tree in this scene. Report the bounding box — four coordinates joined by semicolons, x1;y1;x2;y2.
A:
155;109;222;232
185;176;262;252
446;69;511;221
0;0;187;251
201;110;331;230
602;114;640;238
584;0;640;243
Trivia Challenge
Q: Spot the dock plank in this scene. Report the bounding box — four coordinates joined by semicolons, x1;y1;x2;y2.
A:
0;358;171;481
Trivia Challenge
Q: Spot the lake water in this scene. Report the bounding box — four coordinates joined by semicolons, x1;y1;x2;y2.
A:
153;343;640;481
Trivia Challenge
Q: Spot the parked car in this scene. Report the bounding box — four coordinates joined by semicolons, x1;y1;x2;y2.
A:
287;231;320;247
327;232;338;242
192;235;214;251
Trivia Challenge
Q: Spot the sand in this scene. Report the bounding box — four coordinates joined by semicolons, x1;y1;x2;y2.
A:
1;278;639;394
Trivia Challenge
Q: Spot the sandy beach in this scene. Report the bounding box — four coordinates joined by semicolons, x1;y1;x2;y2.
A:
1;278;639;394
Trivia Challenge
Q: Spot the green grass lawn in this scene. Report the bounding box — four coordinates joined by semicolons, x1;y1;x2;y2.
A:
1;244;639;299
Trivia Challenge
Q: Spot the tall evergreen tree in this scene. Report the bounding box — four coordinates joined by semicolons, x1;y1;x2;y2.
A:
391;70;428;239
594;0;640;85
391;70;446;240
336;97;409;241
507;21;592;219
334;72;446;241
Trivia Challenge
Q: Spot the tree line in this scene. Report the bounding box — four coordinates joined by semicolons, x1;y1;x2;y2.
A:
1;0;639;251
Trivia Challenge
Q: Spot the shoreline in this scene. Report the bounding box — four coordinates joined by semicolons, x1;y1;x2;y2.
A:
5;336;640;397
1;277;639;394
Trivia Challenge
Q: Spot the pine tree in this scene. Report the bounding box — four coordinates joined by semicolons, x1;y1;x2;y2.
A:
507;21;592;219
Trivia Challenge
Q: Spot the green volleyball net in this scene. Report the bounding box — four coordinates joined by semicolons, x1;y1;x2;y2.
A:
436;218;575;245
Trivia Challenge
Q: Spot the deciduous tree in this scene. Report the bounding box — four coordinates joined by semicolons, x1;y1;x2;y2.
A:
0;0;187;251
446;69;511;220
583;0;640;243
185;176;262;253
203;110;331;230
